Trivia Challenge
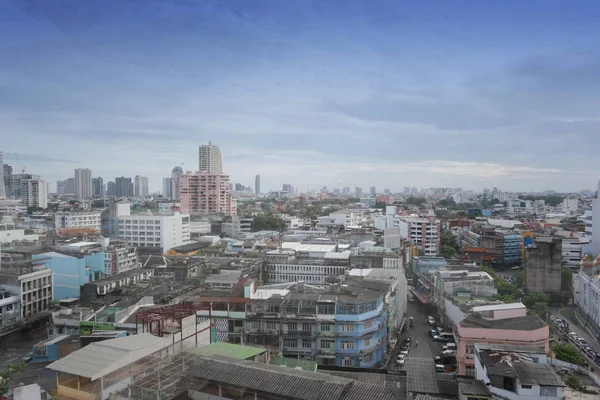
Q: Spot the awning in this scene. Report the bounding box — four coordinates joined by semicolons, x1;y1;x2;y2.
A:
410;288;430;304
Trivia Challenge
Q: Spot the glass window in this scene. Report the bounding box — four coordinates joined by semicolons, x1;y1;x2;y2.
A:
340;324;354;332
340;341;354;349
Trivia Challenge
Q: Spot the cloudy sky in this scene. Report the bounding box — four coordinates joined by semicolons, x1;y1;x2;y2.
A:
1;0;600;193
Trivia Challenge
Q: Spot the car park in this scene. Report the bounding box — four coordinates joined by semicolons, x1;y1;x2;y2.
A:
443;343;457;351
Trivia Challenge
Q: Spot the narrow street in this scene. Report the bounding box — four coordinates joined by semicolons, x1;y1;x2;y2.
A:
551;308;600;354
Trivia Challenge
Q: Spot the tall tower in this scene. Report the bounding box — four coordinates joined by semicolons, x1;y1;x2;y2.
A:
198;142;223;174
171;167;183;200
74;168;92;199
255;174;260;194
0;152;6;199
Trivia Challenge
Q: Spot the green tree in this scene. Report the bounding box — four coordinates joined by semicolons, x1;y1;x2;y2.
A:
561;269;573;293
406;197;427;206
438;245;457;259
552;343;584;365
251;212;284;232
523;292;549;316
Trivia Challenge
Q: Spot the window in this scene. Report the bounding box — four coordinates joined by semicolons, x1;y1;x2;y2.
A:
363;353;373;363
340;324;354;332
266;322;277;330
364;336;372;347
466;344;474;358
465;365;475;377
302;339;312;348
341;358;353;366
340;341;354;350
320;340;334;349
302;323;311;332
364;320;373;330
288;323;297;331
521;384;532;389
284;340;296;348
320;323;333;332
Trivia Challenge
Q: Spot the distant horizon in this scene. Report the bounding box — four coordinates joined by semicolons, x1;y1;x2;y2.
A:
3;1;600;192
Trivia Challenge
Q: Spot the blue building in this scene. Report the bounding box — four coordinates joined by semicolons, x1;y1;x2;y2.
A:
245;280;393;368
503;234;522;264
33;250;105;300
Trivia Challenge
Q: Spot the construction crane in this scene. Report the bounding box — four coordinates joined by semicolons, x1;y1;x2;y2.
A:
14;152;25;173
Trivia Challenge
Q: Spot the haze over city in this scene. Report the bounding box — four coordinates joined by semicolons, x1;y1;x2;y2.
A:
1;0;600;192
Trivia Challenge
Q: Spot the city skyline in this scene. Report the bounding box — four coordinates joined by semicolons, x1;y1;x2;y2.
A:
2;1;600;192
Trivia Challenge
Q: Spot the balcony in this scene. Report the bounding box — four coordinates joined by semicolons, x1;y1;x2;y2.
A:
317;348;336;355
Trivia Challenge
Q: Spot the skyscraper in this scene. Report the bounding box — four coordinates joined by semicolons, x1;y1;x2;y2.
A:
21;176;47;209
115;177;133;197
134;175;149;197
282;184;293;194
370;186;376;196
92;177;104;197
162;177;172;198
107;181;117;197
198;141;223;173
355;187;362;196
57;180;66;195
0;152;6;199
255;174;260;194
180;172;236;216
74;168;92;199
171;167;183;200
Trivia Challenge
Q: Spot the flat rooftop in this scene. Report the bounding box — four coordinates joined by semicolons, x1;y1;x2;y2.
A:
460;314;546;331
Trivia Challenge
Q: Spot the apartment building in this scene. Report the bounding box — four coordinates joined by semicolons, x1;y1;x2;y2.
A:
459;227;523;266
0;288;20;333
198;142;223;173
316;209;366;229
21;176;48;209
244;281;390;368
432;270;497;298
0;260;53;322
102;239;140;276
74;168;92;199
180;171;236;216
158;202;180;215
396;215;440;256
54;210;102;232
265;249;350;285
134;175;149;197
0;223;39;244
117;212;191;252
456;303;549;376
576;255;600;338
524;237;562;294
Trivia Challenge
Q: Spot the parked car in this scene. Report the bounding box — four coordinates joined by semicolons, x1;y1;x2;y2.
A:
443;343;457;351
442;349;455;356
434;356;442;363
427;316;436;325
435;364;446;373
21;352;33;363
396;357;406;366
429;329;439;337
434;335;451;343
403;337;412;344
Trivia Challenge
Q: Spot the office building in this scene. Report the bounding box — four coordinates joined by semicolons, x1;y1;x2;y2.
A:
171;166;183;200
6;173;34;199
198;141;223;173
106;181;117;197
92;177;104;197
56;180;66;195
134;175;149;197
117;211;191;252
355;187;362;196
282;184;293;194
64;178;75;195
21;176;48;209
180;171;236;216
162;177;172;198
255;174;260;194
396;215;440;256
74;168;92;199
0;152;6;199
115;176;133;197
0;259;53;321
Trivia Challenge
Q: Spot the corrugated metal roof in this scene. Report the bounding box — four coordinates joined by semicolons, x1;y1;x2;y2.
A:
46;333;171;380
405;358;439;394
513;362;566;387
189;343;266;359
14;384;42;400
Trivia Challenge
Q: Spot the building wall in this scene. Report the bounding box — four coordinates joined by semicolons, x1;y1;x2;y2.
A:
33;253;103;300
55;211;102;231
0;291;21;330
0;224;39;244
577;272;600;333
17;269;53;319
74;168;92;199
117;213;191;252
525;239;562;294
21;177;48;209
180;172;236;216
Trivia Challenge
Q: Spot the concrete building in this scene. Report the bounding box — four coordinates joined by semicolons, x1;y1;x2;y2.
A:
199;141;223;173
64;177;75;196
56;179;66;195
561;197;579;216
100;202;131;238
162;177;172;199
0;287;20;334
576;255;600;338
0;152;5;199
91;177;104;197
158;202;180;215
0;199;26;215
0;259;53;323
255;174;260;194
134;175;149;197
474;344;564;400
115;176;133;197
100;238;140;276
21;176;48;209
117;211;191;252
265;248;350;285
54;211;102;232
397;215;440;256
316;209;366;229
432;270;497;298
456;303;549;376
584;208;593;240
524;237;562;294
0;223;39;244
180;171;236;216
171;166;183;200
106;181;116;197
74;168;92;199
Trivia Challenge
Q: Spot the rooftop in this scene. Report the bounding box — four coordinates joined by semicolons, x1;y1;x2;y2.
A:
405;357;439;394
512;362;565;387
270;356;318;372
471;302;525;312
188;343;266;359
460;314;546;331
457;378;491;397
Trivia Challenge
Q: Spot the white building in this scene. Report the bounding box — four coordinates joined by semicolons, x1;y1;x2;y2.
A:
54;211;102;232
198;142;223;174
158;202;180;215
396;214;440;256
282;215;304;230
0;263;53;321
21;177;47;209
100;238;141;276
117;212;191;252
560;235;590;268
134;175;149;197
561;198;579;216
0;199;27;214
74;168;92;199
584;208;593;240
316;209;365;228
265;248;350;285
171;166;183;200
433;270;497;298
0;223;39;244
0;151;6;199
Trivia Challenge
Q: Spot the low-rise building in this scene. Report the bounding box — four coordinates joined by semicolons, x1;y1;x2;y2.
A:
433;270;497;298
54;211;102;232
0;223;39;244
265;249;350;285
101;238;140;275
117;211;191;252
456;303;550;376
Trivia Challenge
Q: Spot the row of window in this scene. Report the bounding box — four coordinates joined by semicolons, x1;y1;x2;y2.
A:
252;321;378;332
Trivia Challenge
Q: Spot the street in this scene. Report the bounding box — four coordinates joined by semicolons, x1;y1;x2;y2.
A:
551;308;600;354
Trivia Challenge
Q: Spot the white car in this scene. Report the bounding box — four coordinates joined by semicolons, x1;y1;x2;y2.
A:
396;358;406;366
400;349;409;356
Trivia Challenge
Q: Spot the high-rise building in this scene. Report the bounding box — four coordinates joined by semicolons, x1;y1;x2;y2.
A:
355;187;362;196
342;187;350;195
370;186;376;196
57;180;66;195
180;172;236;216
92;177;104;197
282;184;293;194
198;142;223;174
106;181;117;197
384;188;391;195
171;166;183;200
64;178;75;195
134;175;149;197
162;177;172;198
115;177;133;197
21;176;47;209
0;152;7;199
74;168;92;199
255;174;260;194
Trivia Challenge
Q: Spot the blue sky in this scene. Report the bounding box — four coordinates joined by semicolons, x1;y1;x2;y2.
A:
2;0;600;193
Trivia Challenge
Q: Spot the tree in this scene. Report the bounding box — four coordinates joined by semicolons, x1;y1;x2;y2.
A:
406;197;427;206
523;292;549;316
251;213;283;232
552;343;584;366
561;269;573;293
439;245;456;259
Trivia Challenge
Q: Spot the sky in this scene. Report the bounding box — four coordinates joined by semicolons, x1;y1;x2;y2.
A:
2;0;600;194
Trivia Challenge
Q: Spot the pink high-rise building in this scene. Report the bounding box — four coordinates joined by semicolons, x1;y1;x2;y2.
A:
180;172;236;216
